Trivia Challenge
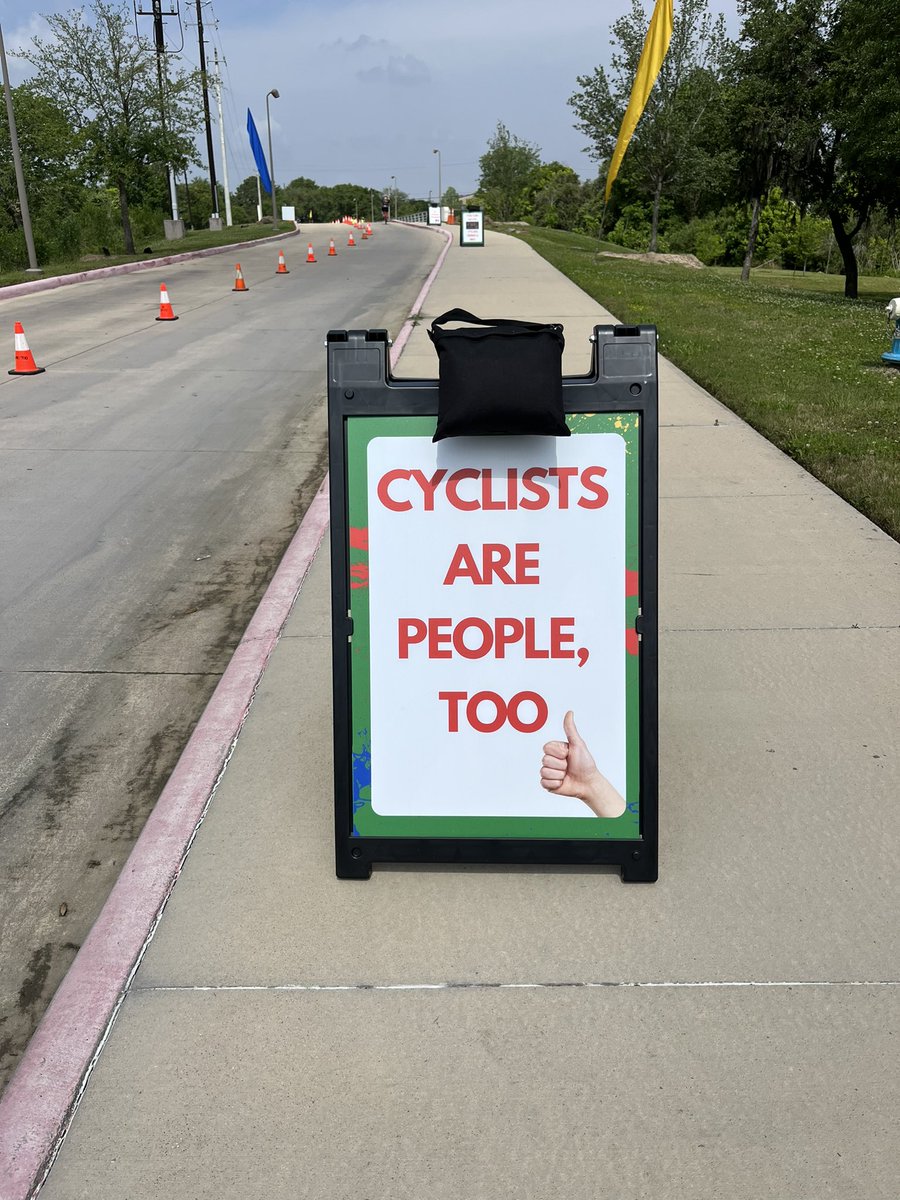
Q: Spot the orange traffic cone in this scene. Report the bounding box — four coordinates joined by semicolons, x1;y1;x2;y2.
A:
328;239;337;257
348;231;356;247
366;223;373;237
232;263;248;292
156;282;178;321
276;250;289;275
8;322;45;376
306;243;317;264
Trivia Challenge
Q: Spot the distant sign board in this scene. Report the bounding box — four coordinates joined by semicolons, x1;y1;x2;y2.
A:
281;205;296;221
460;208;484;246
327;326;658;882
428;203;442;225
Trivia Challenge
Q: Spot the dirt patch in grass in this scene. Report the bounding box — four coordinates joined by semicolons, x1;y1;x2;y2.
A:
599;250;705;269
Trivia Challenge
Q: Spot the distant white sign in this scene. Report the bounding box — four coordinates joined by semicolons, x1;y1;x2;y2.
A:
281;205;296;221
428;204;442;225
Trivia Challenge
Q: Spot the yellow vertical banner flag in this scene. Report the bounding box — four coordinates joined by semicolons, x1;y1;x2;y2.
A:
604;0;674;201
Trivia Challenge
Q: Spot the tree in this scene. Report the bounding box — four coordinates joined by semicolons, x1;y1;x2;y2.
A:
525;162;583;229
730;0;826;281
16;1;200;252
568;0;731;250
0;84;82;233
477;121;541;221
731;0;900;297
230;174;263;223
281;176;321;220
442;185;461;213
811;0;900;297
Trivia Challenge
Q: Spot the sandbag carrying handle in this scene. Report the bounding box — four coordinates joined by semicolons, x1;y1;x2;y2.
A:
428;308;563;340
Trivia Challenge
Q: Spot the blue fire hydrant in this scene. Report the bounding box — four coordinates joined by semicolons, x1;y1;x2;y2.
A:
883;297;900;366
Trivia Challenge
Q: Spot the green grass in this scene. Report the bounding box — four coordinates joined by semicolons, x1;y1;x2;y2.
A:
0;220;296;289
511;226;900;541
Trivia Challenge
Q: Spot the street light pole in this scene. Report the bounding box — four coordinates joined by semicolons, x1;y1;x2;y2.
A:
432;148;442;223
391;175;397;220
265;88;279;227
0;23;39;272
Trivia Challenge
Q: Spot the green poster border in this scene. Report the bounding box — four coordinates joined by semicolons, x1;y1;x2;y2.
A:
347;413;641;840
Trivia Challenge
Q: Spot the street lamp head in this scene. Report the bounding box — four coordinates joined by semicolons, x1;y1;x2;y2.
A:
269;88;280;100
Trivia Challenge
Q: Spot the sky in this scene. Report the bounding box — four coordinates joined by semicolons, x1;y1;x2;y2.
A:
1;0;740;201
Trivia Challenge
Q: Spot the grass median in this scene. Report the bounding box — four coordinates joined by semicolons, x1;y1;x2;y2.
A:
0;220;297;290
510;226;900;541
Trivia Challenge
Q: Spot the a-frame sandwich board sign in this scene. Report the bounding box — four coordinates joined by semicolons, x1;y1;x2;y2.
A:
327;324;658;882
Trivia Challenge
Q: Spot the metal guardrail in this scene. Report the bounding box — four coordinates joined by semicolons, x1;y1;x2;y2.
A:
396;211;428;224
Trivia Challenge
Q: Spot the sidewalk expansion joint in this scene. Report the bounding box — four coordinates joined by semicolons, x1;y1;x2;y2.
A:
660;492;820;499
133;979;900;994
664;625;899;633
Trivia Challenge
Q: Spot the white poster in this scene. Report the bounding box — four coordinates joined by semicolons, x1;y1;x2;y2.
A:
367;434;626;819
461;211;484;245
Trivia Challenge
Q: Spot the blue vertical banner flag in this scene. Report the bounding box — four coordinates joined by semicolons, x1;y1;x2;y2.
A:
247;108;272;194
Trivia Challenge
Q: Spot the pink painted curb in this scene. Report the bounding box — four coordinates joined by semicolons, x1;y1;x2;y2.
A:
0;480;330;1200
390;225;453;362
0;225;303;303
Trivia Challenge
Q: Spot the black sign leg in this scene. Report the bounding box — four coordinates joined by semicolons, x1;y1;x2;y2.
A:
621;853;658;883
336;843;372;880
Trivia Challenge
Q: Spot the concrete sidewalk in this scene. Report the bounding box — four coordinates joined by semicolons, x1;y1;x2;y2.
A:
12;228;900;1198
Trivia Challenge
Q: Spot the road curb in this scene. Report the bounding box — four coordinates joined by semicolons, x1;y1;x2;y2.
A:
0;222;452;1200
0;225;303;303
391;223;453;359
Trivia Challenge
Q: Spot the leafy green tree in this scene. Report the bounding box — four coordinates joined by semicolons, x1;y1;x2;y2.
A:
16;0;201;253
568;0;732;250
442;185;461;214
477;121;541;221
230;174;263;223
281;176;320;220
525;162;582;229
733;0;900;296
0;85;83;234
811;0;900;296
730;0;824;280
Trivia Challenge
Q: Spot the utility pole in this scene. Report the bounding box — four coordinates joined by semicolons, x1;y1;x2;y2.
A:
135;0;179;221
195;0;219;219
0;23;40;272
212;49;232;226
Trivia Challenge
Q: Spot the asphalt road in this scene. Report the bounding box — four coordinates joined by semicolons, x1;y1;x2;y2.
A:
0;224;441;1092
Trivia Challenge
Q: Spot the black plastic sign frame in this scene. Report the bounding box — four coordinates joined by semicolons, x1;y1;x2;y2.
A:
459;208;485;247
327;325;658;882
